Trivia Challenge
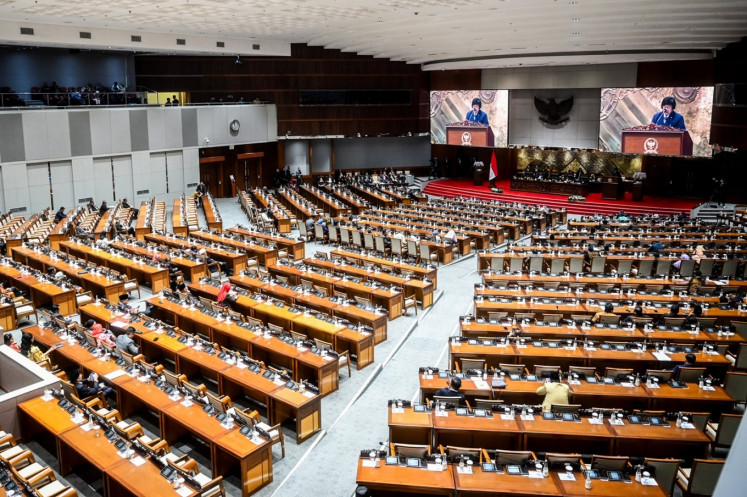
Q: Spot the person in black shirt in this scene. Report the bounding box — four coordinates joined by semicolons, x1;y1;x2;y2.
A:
433;377;466;405
67;367;114;397
99;200;108;215
87;199;97;211
54;207;67;223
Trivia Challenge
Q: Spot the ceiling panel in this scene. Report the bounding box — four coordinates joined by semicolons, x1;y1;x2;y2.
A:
0;0;744;69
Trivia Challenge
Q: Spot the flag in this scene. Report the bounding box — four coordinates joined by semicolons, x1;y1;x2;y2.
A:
489;150;498;181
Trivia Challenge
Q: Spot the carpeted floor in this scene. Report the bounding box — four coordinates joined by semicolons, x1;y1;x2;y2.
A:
423;178;702;217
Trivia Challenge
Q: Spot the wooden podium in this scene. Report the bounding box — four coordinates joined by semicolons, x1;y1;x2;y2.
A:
446;121;494;147
621;125;693;156
601;176;623;200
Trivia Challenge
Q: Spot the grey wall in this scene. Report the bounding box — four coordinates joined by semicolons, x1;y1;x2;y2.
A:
0;104;276;212
482;64;638;90
0;48;136;93
333;136;430;170
509;89;600;149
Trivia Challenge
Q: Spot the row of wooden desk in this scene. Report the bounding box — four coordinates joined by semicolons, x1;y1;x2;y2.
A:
481;271;747;290
357;457;669;497
145;233;248;276
190;230;277;268
447;339;732;377
419;373;735;414
248;189;292;233
299;184;350;218
170;283;374;374
459;320;744;349
0;256;78;316
388;405;711;462
19;396;209;497
224;274;389;344
60;240;171;293
227;226;305;261
28;313;323;446
12;245;125;304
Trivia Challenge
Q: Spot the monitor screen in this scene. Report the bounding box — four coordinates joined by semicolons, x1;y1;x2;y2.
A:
430;90;509;147
599;87;714;157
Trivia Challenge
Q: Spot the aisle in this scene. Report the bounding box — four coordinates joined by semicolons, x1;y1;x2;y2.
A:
259;254;481;497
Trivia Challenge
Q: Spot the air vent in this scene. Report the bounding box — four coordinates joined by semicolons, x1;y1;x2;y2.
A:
78;197;92;203
176;38;186;46
79;31;91;39
20;27;34;35
131;35;141;42
186;183;198;188
9;207;27;213
216;41;224;48
252;44;260;50
136;189;150;195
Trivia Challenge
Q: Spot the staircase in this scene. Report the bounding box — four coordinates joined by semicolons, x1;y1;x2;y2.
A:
690;203;736;223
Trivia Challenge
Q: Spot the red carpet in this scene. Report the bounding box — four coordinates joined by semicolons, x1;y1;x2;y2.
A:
422;179;700;217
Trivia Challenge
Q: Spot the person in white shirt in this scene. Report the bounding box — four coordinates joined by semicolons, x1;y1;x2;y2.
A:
445;229;457;244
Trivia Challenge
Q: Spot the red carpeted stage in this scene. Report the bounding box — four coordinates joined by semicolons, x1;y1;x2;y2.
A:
422;179;701;217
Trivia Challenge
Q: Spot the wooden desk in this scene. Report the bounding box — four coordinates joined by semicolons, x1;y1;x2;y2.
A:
227;274;388;344
105;456;199;497
456;466;562;497
551;470;667;497
0;260;77;316
58;423;125;476
111;240;207;283
161;402;273;496
271;260;404;320
388;407;433;446
227;226;305;261
433;409;521;449
610;419;709;460
12;246;125;303
60;240;170;293
145;233;248;275
356;457;455;496
191;230;277;268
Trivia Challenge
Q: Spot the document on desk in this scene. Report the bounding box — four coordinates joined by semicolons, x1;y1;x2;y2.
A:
104;370;127;381
652;351;671;361
177;486;194;497
130;456;147;467
111;320;130;329
558;472;576;481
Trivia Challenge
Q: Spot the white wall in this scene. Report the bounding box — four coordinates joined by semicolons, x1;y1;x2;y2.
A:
509;89;600;149
0;105;276;212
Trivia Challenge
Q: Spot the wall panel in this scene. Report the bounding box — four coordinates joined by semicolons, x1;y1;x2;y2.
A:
92;157;114;204
50;160;74;210
112;155;134;202
26;163;51;212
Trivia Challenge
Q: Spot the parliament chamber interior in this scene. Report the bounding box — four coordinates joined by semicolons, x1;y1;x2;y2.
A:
0;2;746;497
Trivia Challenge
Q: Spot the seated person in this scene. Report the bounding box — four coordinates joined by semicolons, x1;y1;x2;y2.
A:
4;333;20;353
684;304;702;327
20;332;49;363
115;327;139;359
444;229;457;245
536;371;571;412
175;281;191;298
688;271;703;295
433;376;466;405
217;282;237;309
672;353;697;377
54;206;67;223
118;294;150;316
67;367;114;397
89;321;115;348
591;303;616;323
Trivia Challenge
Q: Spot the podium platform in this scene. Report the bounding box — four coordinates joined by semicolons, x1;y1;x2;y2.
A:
621;125;693;156
446;121;494;147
